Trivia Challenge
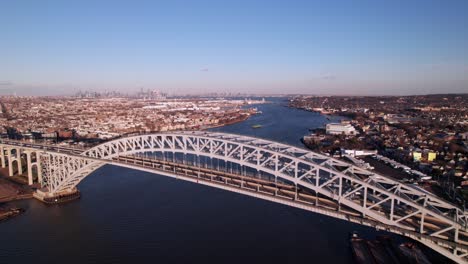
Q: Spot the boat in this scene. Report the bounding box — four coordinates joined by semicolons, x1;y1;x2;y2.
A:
251;124;262;129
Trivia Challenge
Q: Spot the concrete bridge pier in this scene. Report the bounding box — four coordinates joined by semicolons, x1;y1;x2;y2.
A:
1;147;41;185
37;160;43;185
0;146;6;168
33;188;80;204
26;152;33;185
7;153;14;176
23;151;42;185
7;147;23;177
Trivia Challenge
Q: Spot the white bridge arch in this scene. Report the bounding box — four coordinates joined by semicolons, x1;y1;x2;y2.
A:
1;131;468;263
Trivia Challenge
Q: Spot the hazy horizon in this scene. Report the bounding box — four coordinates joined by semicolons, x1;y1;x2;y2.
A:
1;0;467;96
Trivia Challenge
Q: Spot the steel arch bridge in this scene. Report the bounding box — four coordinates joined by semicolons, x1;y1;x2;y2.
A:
1;131;468;263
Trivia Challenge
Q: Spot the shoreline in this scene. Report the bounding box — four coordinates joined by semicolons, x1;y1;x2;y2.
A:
287;104;351;120
0;112;253;207
0;111;253;223
0;168;34;223
16;113;255;146
201;113;251;130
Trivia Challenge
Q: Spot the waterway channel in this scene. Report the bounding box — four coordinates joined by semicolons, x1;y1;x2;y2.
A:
0;98;441;263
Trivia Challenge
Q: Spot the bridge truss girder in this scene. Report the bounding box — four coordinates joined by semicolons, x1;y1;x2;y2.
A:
1;131;468;263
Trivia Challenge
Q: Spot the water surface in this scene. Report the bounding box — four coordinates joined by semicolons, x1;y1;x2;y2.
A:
0;98;411;264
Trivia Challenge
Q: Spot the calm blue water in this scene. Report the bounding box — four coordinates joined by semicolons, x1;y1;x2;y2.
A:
0;98;417;264
210;99;343;145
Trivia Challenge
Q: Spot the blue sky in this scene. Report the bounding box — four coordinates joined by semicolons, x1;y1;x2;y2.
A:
0;0;467;95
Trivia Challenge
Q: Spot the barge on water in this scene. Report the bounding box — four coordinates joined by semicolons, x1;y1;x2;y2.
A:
0;207;24;221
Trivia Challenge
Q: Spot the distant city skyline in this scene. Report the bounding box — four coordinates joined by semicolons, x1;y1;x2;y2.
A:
1;0;467;96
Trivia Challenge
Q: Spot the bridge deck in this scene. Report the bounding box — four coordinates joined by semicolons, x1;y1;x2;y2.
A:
2;133;468;263
114;155;468;255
